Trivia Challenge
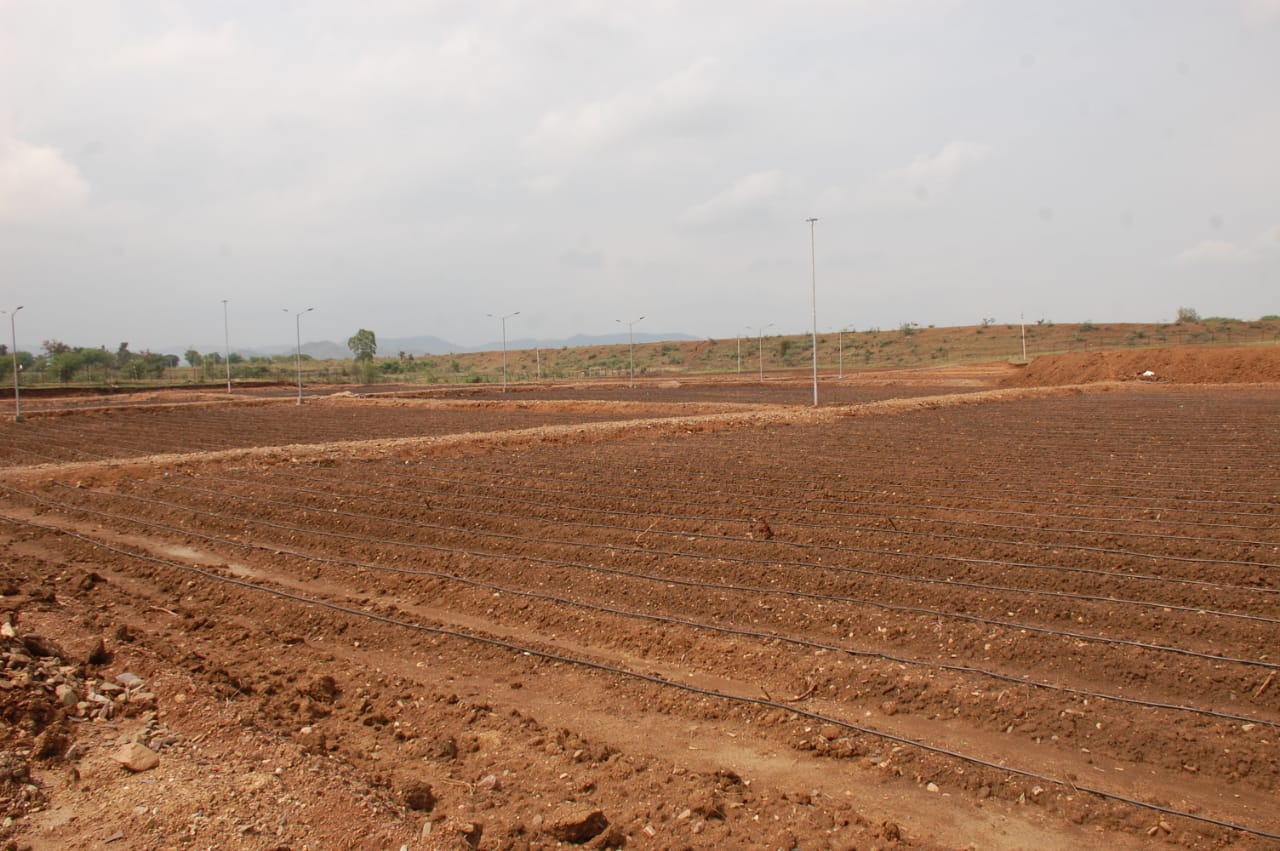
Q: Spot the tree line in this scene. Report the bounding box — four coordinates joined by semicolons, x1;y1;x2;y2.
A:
0;330;378;385
0;341;180;383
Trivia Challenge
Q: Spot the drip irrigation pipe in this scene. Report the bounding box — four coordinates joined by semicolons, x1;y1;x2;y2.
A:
2;513;1275;843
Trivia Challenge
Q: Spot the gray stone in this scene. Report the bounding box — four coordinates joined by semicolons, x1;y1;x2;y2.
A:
112;742;159;772
55;684;80;708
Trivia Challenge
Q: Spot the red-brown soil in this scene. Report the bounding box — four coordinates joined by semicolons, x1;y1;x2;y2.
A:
1004;344;1280;386
0;359;1277;850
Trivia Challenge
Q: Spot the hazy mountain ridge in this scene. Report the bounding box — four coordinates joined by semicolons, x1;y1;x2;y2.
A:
172;331;698;360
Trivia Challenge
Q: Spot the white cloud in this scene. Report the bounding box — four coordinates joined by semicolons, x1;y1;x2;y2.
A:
1243;0;1280;24
524;59;720;160
339;28;510;104
559;247;604;270
1172;239;1255;266
866;140;992;204
0;133;89;221
523;173;563;194
110;23;240;69
680;169;791;226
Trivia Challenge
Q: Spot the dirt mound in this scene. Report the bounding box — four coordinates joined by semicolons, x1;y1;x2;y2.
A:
1004;345;1280;386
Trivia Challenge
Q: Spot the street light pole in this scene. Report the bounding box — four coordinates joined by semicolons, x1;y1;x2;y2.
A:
4;306;23;422
487;311;519;392
222;299;232;394
1020;312;1027;363
838;326;844;380
285;307;313;405
748;323;773;384
837;324;855;379
616;315;644;388
806;217;819;406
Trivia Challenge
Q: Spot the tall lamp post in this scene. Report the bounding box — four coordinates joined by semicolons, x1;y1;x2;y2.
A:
285;307;313;405
806;217;819;406
222;299;232;394
838;326;845;380
837;324;855;379
487;311;519;392
616;315;644;388
3;306;23;422
748;323;773;384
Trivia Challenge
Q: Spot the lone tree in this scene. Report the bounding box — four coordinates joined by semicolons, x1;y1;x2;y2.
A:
347;329;377;361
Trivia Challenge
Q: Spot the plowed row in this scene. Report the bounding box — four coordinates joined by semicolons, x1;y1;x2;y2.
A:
0;398;741;468
1;382;1277;848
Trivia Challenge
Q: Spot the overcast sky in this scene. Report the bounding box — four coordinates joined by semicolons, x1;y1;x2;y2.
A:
2;1;1278;353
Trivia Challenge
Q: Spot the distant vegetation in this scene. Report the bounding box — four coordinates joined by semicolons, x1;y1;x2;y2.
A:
4;311;1278;390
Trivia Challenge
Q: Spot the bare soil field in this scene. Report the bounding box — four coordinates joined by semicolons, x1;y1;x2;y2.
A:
0;351;1276;850
1003;344;1280;386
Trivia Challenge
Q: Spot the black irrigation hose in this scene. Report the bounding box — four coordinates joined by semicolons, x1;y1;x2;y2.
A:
37;480;1280;673
628;440;1280;515
835;425;1280;480
4;406;637;462
8;483;1276;732
3;512;1276;843
252;467;1280;583
366;455;1274;568
15;391;1274;516
252;468;1280;573
799;430;1280;490
370;440;1280;531
324;461;1280;544
334;459;1280;549
536;444;1280;519
157;474;1280;625
0;445;86;468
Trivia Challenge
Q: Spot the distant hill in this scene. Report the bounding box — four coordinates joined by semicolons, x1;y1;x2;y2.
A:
363;331;697;358
168;331;699;360
298;340;351;360
372;335;470;356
